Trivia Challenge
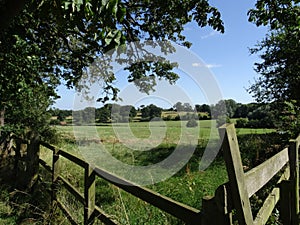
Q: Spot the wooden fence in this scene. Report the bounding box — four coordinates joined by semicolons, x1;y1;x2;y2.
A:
36;123;299;225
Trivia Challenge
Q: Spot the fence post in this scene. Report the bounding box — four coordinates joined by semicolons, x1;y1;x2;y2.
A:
201;184;233;225
288;138;299;225
52;147;60;207
84;165;96;225
26;134;40;189
279;180;291;224
218;124;253;225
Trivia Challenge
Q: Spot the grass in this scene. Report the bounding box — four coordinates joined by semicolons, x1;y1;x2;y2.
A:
1;120;277;224
38;120;229;224
57;120;274;144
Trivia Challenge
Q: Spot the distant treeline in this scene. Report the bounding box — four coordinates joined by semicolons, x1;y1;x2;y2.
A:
49;99;277;128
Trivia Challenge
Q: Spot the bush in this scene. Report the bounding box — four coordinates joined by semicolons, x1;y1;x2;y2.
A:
216;116;230;127
165;115;173;121
174;115;180;121
199;114;209;120
235;118;248;128
49;119;60;125
186;118;198;127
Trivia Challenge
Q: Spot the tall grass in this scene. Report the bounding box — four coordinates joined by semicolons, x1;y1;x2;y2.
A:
0;120;277;224
37;121;229;224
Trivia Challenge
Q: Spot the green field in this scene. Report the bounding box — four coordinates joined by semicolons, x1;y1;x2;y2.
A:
36;121;276;224
56;120;274;143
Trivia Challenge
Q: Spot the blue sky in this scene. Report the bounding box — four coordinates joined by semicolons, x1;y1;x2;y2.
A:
54;0;268;110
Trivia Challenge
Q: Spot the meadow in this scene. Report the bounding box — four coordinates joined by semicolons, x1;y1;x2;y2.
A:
37;120;275;224
0;120;277;224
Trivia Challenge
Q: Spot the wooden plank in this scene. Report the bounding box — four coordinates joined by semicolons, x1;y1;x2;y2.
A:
288;138;299;225
40;141;55;151
245;147;289;198
40;142;87;168
94;206;120;225
58;176;85;204
93;167;201;224
254;166;290;225
56;199;78;225
39;158;52;173
42;143;201;223
59;150;88;168
254;185;280;225
84;166;96;225
218;124;253;225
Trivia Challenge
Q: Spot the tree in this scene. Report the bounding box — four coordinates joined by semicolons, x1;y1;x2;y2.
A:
234;103;250;118
0;0;224;189
0;0;26;29
96;107;111;123
129;106;137;118
1;0;224;132
186;118;198;128
57;111;69;122
224;99;238;118
0;33;57;136
248;0;300;105
195;104;211;115
183;103;193;112
1;0;224;104
211;100;227;119
248;0;300;135
174;102;184;112
141;104;162;120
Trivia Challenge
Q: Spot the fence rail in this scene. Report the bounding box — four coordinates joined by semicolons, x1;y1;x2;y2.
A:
39;141;201;225
35;123;300;225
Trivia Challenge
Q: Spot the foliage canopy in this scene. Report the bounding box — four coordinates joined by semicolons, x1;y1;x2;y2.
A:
0;0;224;135
248;0;300;104
248;0;300;136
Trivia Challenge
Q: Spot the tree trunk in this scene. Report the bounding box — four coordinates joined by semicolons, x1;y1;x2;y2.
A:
0;108;4;136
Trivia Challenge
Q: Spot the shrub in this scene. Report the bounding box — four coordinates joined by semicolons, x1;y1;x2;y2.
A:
50;119;60;125
186;118;198;127
235;118;248;128
199;114;209;120
216;116;230;127
174;115;180;121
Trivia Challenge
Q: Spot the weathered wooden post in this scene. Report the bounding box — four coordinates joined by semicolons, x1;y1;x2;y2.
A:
84;165;96;225
288;137;299;225
14;134;39;190
25;134;40;189
279;180;292;224
218;124;253;225
52;147;60;208
201;184;233;225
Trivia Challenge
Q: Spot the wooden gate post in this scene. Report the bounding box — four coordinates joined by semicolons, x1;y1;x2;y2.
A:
218;124;253;225
84;165;96;225
288;137;299;225
279;180;292;225
201;184;233;225
26;134;40;189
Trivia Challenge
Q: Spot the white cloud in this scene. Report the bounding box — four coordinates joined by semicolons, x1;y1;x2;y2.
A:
206;64;222;69
192;63;222;68
192;62;202;67
200;30;219;39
